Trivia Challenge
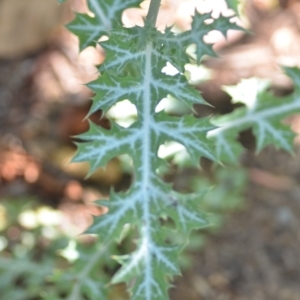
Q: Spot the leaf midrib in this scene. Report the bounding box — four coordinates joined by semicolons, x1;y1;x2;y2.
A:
208;94;300;138
141;41;154;299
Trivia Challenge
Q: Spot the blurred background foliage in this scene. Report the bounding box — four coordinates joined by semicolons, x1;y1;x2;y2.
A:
1;0;300;299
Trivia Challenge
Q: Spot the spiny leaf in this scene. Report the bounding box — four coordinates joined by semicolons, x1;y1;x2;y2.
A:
223;77;270;108
154;113;216;163
70;5;243;300
87;74;141;115
157;12;243;68
112;225;181;300
164;192;209;235
209;70;300;162
72;121;141;175
67;0;141;51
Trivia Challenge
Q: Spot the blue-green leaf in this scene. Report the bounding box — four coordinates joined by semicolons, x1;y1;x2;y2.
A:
69;5;245;299
67;0;142;51
209;69;300;162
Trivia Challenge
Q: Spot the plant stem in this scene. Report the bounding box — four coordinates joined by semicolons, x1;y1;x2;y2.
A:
145;0;162;28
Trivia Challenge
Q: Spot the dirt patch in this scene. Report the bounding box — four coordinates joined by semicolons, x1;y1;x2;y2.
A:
171;148;300;300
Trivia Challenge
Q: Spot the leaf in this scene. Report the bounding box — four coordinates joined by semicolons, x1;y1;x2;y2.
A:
87;74;141;116
209;69;300;163
81;278;106;300
67;0;142;51
56;242;112;300
154;113;216;163
225;0;241;13
70;7;244;300
0;256;55;299
72;121;141;175
112;225;181;300
164;192;209;235
157;12;243;68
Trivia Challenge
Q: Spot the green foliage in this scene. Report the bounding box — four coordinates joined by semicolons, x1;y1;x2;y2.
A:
225;0;242;13
0;167;247;299
209;72;300;162
0;199;126;300
70;3;241;298
59;0;300;299
67;0;142;50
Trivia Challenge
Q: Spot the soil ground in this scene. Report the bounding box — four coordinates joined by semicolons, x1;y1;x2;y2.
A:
1;1;300;299
171;149;300;300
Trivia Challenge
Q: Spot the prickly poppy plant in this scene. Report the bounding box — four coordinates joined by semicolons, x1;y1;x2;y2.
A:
61;0;300;299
